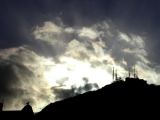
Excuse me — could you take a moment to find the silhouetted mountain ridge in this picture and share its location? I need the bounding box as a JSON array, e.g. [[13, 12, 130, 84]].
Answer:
[[36, 78, 160, 119]]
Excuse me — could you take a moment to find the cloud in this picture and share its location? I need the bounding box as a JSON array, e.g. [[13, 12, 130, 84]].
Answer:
[[1, 19, 160, 112], [0, 46, 55, 112], [33, 20, 160, 86], [78, 27, 99, 39], [119, 32, 131, 42], [32, 21, 77, 57], [52, 78, 99, 100], [33, 22, 63, 43], [0, 0, 160, 113]]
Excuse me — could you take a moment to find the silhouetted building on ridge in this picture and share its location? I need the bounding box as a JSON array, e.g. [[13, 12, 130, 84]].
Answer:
[[21, 102, 34, 114], [113, 66, 146, 85], [0, 103, 34, 120], [125, 77, 147, 85], [21, 102, 34, 120]]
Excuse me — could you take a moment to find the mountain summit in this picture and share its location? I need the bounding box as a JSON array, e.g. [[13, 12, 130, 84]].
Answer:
[[36, 77, 160, 119]]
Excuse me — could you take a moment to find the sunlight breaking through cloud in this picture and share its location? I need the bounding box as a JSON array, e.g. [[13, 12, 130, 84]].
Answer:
[[0, 20, 160, 112]]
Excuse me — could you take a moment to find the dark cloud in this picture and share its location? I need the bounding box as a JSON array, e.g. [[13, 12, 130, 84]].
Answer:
[[0, 60, 19, 96], [0, 0, 160, 64], [0, 59, 35, 106], [0, 1, 159, 40], [0, 47, 56, 111], [52, 78, 99, 100], [51, 86, 78, 100]]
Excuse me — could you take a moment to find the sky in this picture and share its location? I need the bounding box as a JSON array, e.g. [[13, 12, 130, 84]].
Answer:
[[1, 0, 160, 112]]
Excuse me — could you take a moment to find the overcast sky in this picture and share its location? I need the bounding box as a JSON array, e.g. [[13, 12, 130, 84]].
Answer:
[[1, 0, 160, 112]]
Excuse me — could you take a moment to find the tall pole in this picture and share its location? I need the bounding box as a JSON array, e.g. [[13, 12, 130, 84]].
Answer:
[[133, 66, 136, 78], [113, 67, 115, 81], [128, 67, 131, 78], [115, 69, 118, 81]]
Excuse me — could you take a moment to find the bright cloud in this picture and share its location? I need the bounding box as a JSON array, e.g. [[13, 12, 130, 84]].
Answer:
[[1, 20, 160, 112], [33, 20, 160, 85], [78, 27, 99, 39]]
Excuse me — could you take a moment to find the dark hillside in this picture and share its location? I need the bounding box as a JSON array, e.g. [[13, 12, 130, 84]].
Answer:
[[36, 78, 160, 119]]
